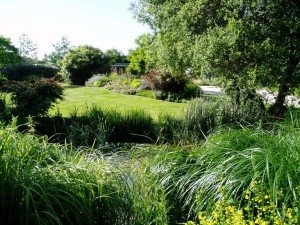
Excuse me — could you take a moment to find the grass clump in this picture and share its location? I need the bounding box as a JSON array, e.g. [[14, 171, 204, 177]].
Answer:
[[36, 106, 156, 146], [149, 127, 300, 223], [0, 122, 169, 225], [0, 120, 299, 224]]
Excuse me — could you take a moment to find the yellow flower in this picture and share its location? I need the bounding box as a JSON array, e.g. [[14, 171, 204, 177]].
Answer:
[[264, 195, 269, 200]]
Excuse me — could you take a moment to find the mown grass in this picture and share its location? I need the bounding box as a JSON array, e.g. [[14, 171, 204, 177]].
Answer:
[[38, 98, 268, 146], [50, 86, 186, 118]]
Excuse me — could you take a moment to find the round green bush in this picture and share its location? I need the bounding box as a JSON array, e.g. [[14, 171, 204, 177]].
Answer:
[[60, 46, 106, 85]]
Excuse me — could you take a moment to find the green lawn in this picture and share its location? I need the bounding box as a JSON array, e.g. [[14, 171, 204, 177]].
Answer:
[[51, 86, 187, 118]]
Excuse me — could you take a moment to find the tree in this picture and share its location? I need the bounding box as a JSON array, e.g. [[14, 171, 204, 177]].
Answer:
[[18, 34, 39, 63], [0, 35, 21, 68], [127, 34, 153, 75], [60, 45, 106, 85], [44, 36, 72, 66], [132, 0, 300, 116], [104, 49, 128, 73]]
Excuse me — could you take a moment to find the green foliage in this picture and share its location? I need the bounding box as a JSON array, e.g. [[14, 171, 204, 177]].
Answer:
[[40, 106, 157, 145], [86, 74, 112, 87], [0, 93, 11, 122], [60, 45, 106, 85], [183, 82, 201, 99], [94, 76, 111, 87], [0, 79, 64, 117], [187, 185, 299, 224], [108, 72, 118, 81], [44, 36, 72, 65], [104, 49, 128, 73], [1, 109, 299, 224], [105, 74, 140, 95], [40, 98, 267, 146], [153, 72, 201, 102], [0, 123, 169, 225], [1, 64, 58, 81], [1, 121, 298, 224], [133, 0, 300, 116], [130, 78, 141, 88], [127, 34, 153, 75], [151, 127, 300, 223], [194, 76, 223, 87], [0, 73, 7, 84], [0, 35, 21, 68], [136, 90, 155, 99], [160, 72, 187, 93]]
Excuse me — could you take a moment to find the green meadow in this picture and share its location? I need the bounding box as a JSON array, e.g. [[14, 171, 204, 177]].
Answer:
[[51, 86, 186, 118]]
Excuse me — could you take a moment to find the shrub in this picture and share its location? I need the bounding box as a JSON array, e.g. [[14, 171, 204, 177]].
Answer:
[[183, 82, 201, 99], [160, 72, 188, 93], [186, 185, 299, 224], [144, 69, 161, 90], [155, 91, 183, 102], [85, 74, 111, 87], [109, 72, 118, 81], [1, 64, 58, 81], [0, 93, 11, 122], [145, 71, 200, 102], [94, 77, 111, 87], [106, 74, 140, 95], [136, 90, 155, 98], [60, 45, 106, 85], [0, 79, 64, 117], [130, 78, 141, 88], [0, 73, 7, 84]]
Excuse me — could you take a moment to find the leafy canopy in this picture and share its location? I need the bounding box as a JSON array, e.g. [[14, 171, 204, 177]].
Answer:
[[0, 35, 21, 68], [60, 45, 106, 85], [132, 0, 300, 114], [127, 34, 153, 75]]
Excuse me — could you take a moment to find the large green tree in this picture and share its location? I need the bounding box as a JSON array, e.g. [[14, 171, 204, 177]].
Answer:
[[60, 45, 106, 85], [132, 0, 300, 116], [0, 36, 20, 68]]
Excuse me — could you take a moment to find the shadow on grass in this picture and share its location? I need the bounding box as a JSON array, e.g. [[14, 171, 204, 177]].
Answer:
[[63, 85, 83, 89]]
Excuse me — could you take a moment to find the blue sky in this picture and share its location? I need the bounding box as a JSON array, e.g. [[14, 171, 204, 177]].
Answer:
[[0, 0, 150, 57]]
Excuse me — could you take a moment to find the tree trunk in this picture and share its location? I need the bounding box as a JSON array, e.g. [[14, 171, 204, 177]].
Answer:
[[268, 55, 298, 118], [268, 83, 289, 118]]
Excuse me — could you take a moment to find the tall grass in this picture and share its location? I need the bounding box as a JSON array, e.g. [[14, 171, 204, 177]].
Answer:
[[9, 96, 272, 147], [35, 106, 156, 146], [149, 127, 300, 222], [0, 121, 168, 225], [0, 119, 299, 224]]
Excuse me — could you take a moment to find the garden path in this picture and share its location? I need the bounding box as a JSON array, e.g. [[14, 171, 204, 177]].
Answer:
[[200, 86, 300, 108]]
